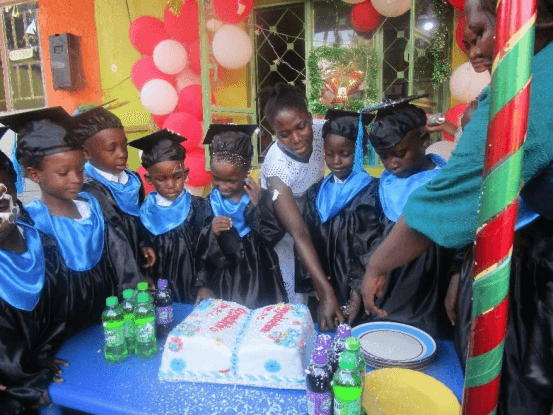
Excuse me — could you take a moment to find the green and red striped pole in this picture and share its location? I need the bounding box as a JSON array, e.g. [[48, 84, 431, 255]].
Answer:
[[462, 0, 537, 414]]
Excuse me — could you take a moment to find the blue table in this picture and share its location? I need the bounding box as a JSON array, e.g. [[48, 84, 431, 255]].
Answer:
[[42, 304, 464, 415]]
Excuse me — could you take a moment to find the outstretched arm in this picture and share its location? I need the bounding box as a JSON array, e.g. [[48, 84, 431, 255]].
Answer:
[[267, 177, 344, 331], [361, 216, 431, 316]]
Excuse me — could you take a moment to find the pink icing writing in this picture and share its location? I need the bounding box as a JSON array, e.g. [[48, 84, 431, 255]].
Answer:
[[210, 308, 247, 332], [260, 305, 292, 333]]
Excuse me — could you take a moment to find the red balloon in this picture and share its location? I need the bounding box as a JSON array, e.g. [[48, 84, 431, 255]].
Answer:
[[448, 0, 465, 11], [214, 0, 254, 24], [443, 103, 469, 141], [131, 57, 175, 90], [178, 85, 204, 121], [164, 1, 199, 43], [186, 41, 201, 75], [184, 147, 211, 187], [152, 114, 170, 128], [136, 166, 155, 195], [129, 16, 170, 56], [456, 16, 468, 54], [350, 1, 381, 33], [162, 112, 203, 149]]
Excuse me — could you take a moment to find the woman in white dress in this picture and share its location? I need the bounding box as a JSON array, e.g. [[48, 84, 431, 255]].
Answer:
[[260, 83, 344, 331]]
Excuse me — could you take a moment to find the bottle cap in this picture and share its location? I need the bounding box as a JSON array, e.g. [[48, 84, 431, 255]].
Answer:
[[137, 293, 150, 304], [345, 337, 360, 351], [157, 279, 168, 289], [106, 296, 118, 307], [316, 334, 332, 350], [336, 324, 352, 339], [137, 281, 148, 291], [338, 351, 357, 370], [122, 289, 134, 299], [312, 347, 328, 365]]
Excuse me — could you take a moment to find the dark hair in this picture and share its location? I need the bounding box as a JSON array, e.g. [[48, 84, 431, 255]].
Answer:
[[261, 83, 309, 128], [322, 116, 369, 154], [72, 107, 124, 144], [0, 149, 17, 187], [477, 0, 496, 16], [209, 131, 254, 172]]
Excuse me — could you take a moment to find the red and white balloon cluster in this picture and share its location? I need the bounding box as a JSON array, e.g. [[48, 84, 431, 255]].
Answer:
[[129, 0, 254, 188], [343, 0, 411, 34]]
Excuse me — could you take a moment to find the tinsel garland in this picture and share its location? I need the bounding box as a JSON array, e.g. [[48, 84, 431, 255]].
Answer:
[[429, 0, 453, 85], [307, 45, 379, 116]]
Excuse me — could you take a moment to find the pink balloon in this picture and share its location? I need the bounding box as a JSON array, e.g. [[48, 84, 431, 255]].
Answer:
[[214, 0, 254, 24], [152, 114, 170, 128], [185, 147, 211, 187], [131, 57, 175, 90], [186, 41, 201, 75], [129, 16, 170, 56], [164, 1, 199, 43], [162, 112, 203, 149], [178, 85, 203, 121]]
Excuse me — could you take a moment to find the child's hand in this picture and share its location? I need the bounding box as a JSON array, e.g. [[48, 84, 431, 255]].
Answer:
[[342, 289, 363, 325], [212, 216, 232, 237], [244, 177, 261, 207], [445, 272, 460, 326], [195, 287, 215, 304], [361, 271, 388, 318], [141, 246, 156, 268], [39, 358, 68, 383], [317, 288, 345, 331]]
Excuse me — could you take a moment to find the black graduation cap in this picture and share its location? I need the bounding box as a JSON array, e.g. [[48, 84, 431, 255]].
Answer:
[[324, 108, 375, 125], [203, 124, 258, 145], [365, 94, 429, 151], [129, 129, 186, 169], [0, 107, 81, 159]]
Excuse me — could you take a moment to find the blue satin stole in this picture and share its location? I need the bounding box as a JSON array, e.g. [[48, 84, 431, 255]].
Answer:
[[210, 188, 251, 238], [84, 162, 141, 216], [515, 196, 539, 231], [140, 190, 191, 236], [316, 171, 373, 223], [26, 192, 105, 272], [0, 221, 45, 311], [380, 154, 447, 223]]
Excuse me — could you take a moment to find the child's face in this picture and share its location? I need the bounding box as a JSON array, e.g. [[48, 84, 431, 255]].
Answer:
[[83, 128, 128, 175], [0, 171, 17, 242], [210, 160, 247, 203], [271, 107, 314, 162], [376, 128, 428, 178], [324, 134, 355, 180], [145, 160, 188, 201], [28, 150, 85, 202]]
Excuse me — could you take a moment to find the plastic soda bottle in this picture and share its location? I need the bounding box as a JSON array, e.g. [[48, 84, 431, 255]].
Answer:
[[316, 334, 333, 351], [135, 281, 153, 305], [330, 324, 351, 373], [101, 296, 128, 364], [121, 289, 136, 354], [345, 337, 366, 388], [332, 351, 362, 415], [154, 279, 174, 339], [134, 292, 157, 359], [306, 347, 333, 415]]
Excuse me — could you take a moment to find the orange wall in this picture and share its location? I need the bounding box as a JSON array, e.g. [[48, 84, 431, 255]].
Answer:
[[38, 0, 102, 113]]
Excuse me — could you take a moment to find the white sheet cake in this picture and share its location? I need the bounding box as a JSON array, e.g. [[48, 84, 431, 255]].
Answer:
[[158, 299, 316, 389]]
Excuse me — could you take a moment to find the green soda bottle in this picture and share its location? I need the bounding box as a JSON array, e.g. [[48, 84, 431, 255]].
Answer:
[[121, 289, 136, 354], [332, 351, 362, 415], [101, 296, 128, 364], [134, 281, 154, 305], [134, 292, 157, 359], [345, 337, 366, 389]]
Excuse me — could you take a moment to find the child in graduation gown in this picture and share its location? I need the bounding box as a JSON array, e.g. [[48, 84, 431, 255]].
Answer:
[[296, 110, 384, 325], [131, 130, 208, 303], [72, 107, 156, 285], [364, 101, 461, 338], [195, 125, 287, 309], [0, 147, 74, 414]]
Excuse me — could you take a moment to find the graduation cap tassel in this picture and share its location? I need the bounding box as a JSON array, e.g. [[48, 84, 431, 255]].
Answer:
[[11, 135, 24, 195], [353, 113, 365, 172]]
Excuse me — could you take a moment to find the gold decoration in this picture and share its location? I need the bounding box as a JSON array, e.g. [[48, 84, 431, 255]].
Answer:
[[167, 0, 182, 16], [321, 63, 364, 105]]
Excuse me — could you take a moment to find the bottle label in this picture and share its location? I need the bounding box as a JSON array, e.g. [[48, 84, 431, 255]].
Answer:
[[136, 320, 156, 343], [307, 390, 332, 415], [156, 306, 173, 325], [103, 322, 124, 347], [334, 397, 361, 415]]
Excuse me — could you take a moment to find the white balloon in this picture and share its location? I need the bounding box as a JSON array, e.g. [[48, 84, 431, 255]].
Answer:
[[153, 39, 188, 75], [449, 62, 491, 104], [426, 140, 456, 161], [342, 0, 365, 3], [140, 79, 178, 115], [371, 0, 411, 17], [175, 69, 201, 93], [212, 25, 253, 70]]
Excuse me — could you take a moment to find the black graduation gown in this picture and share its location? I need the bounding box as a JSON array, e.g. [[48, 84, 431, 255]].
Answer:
[[195, 190, 288, 309], [296, 178, 385, 313], [147, 196, 209, 304], [455, 217, 553, 415], [82, 174, 149, 286]]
